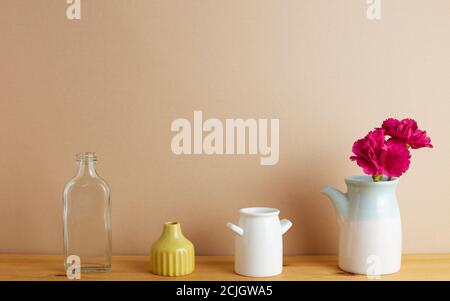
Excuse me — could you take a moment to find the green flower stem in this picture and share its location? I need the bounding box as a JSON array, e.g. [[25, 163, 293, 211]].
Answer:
[[372, 174, 383, 182]]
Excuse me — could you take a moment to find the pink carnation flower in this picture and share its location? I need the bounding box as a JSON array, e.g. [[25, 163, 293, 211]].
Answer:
[[350, 129, 385, 175], [350, 129, 411, 178], [382, 118, 433, 149], [379, 139, 411, 178]]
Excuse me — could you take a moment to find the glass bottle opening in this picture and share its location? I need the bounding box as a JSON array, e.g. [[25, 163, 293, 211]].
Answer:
[[76, 152, 97, 162]]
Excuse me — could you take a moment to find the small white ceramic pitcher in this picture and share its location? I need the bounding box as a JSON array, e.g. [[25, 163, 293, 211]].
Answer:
[[226, 207, 292, 277]]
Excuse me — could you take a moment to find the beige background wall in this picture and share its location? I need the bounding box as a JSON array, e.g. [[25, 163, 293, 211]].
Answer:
[[0, 0, 449, 255]]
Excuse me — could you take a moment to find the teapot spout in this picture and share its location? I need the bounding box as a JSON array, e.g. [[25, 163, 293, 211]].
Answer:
[[321, 186, 349, 221]]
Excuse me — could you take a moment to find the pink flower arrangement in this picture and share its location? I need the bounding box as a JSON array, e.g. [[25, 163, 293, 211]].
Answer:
[[350, 118, 432, 181], [382, 118, 433, 149]]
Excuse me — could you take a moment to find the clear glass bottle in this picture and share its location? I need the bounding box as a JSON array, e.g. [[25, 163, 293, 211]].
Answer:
[[63, 152, 112, 272]]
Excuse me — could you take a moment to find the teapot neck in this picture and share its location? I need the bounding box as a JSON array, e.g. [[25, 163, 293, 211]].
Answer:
[[347, 182, 398, 196], [345, 176, 399, 197]]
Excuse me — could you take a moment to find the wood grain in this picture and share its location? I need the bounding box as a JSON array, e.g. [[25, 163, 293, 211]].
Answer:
[[0, 254, 449, 280]]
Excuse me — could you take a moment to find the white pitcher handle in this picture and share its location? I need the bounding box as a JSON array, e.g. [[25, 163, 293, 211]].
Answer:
[[226, 222, 244, 236], [280, 219, 292, 235]]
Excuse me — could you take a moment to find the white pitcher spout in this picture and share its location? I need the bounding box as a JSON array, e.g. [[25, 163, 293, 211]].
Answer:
[[226, 222, 244, 236], [280, 219, 292, 235], [321, 186, 349, 220]]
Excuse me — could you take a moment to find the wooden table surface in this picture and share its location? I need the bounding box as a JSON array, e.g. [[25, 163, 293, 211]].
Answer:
[[0, 254, 449, 280]]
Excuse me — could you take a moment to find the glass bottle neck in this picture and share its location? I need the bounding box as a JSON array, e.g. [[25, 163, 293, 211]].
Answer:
[[76, 161, 98, 177]]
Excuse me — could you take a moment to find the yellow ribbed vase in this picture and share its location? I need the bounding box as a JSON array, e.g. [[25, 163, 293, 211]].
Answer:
[[150, 222, 195, 276]]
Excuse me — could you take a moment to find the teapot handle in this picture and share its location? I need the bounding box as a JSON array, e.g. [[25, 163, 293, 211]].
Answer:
[[280, 219, 292, 235]]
